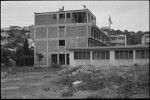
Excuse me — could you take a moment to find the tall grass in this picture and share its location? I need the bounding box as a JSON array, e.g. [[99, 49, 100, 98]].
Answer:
[[54, 64, 149, 98]]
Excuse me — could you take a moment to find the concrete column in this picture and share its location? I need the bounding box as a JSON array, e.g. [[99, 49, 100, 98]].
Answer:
[[133, 50, 136, 64], [47, 27, 48, 66], [34, 26, 36, 67], [110, 50, 115, 66], [87, 11, 88, 23], [90, 50, 93, 65], [57, 14, 58, 24], [69, 51, 74, 67]]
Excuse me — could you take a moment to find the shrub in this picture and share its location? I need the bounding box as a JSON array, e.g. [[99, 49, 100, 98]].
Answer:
[[43, 87, 50, 91], [36, 53, 44, 67], [54, 64, 149, 98], [62, 90, 73, 97], [51, 64, 62, 69]]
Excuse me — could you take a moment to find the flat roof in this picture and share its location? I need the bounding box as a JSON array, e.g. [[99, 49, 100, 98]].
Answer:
[[67, 45, 149, 51], [34, 8, 96, 18]]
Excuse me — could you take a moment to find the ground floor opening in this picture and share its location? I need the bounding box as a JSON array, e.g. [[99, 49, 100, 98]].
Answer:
[[51, 53, 69, 65]]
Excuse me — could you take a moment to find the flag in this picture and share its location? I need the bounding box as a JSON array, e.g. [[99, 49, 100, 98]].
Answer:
[[82, 5, 86, 8], [109, 15, 113, 24], [62, 6, 64, 11]]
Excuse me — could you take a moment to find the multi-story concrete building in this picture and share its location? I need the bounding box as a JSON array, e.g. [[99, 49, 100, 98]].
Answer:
[[142, 32, 149, 45], [34, 9, 109, 67], [110, 34, 127, 46], [101, 27, 129, 46]]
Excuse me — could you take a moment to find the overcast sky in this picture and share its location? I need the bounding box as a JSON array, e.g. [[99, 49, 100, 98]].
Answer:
[[1, 1, 149, 32]]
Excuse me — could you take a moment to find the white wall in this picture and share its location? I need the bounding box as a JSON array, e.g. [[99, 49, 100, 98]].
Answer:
[[70, 49, 149, 67]]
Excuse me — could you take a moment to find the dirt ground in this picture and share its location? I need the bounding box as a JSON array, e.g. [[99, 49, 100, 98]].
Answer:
[[1, 67, 149, 99], [1, 70, 64, 99]]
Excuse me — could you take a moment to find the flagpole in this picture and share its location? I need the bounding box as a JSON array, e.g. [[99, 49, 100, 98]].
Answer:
[[109, 15, 112, 29]]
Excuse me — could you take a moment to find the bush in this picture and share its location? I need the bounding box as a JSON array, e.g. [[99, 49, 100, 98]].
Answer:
[[54, 64, 149, 98], [61, 86, 74, 97], [55, 65, 107, 91], [51, 64, 63, 69]]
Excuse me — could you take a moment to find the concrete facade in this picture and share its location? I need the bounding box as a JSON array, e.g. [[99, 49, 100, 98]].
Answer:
[[68, 45, 149, 67], [110, 34, 127, 46], [142, 32, 149, 45], [34, 9, 108, 67]]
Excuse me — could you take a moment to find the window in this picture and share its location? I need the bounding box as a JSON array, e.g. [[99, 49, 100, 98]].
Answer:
[[145, 36, 149, 43], [72, 12, 87, 23], [115, 50, 133, 59], [92, 51, 110, 59], [53, 14, 57, 19], [118, 36, 125, 40], [59, 26, 65, 28], [136, 50, 148, 59], [136, 50, 141, 59], [115, 51, 119, 59], [141, 50, 145, 59], [111, 37, 117, 41], [106, 51, 110, 59], [101, 51, 105, 59], [59, 13, 65, 19], [74, 51, 90, 60], [59, 40, 65, 46], [66, 13, 70, 18], [145, 50, 149, 59], [91, 16, 93, 20], [124, 51, 128, 59]]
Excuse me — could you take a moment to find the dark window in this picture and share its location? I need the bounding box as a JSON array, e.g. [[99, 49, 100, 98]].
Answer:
[[66, 13, 70, 18], [72, 12, 87, 23], [145, 50, 149, 59], [106, 51, 110, 59], [129, 51, 133, 59], [74, 51, 90, 60], [92, 51, 110, 59], [66, 54, 70, 65], [136, 50, 141, 59], [59, 26, 65, 28], [115, 50, 133, 59], [141, 50, 145, 59], [115, 51, 119, 59], [59, 13, 65, 19], [59, 40, 65, 46], [124, 51, 128, 59], [136, 50, 147, 59], [53, 14, 57, 19]]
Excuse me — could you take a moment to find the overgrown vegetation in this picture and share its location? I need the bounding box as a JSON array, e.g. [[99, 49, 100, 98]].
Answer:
[[36, 53, 44, 67], [54, 64, 149, 98]]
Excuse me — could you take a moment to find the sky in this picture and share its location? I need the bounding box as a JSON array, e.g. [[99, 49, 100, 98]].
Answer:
[[1, 1, 149, 32]]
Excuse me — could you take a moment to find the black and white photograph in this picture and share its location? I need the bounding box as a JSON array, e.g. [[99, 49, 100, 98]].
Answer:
[[1, 0, 149, 99]]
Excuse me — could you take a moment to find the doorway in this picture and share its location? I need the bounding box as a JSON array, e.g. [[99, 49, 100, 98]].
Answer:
[[66, 54, 69, 65], [51, 54, 57, 65], [59, 54, 65, 65]]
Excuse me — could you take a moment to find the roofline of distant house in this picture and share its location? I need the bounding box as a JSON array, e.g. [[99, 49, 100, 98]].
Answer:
[[67, 45, 149, 51], [34, 8, 96, 18]]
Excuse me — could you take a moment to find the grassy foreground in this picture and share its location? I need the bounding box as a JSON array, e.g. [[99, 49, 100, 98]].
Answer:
[[1, 64, 149, 99]]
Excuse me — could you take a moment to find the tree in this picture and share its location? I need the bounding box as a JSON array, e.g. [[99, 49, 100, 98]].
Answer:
[[36, 53, 44, 67], [1, 48, 10, 66], [23, 39, 30, 55]]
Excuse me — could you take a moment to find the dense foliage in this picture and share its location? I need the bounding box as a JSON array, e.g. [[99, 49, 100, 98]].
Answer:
[[1, 26, 34, 67]]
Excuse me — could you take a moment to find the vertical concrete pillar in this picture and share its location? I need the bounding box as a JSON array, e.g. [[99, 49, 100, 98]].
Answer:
[[110, 50, 115, 66], [47, 27, 48, 66], [57, 14, 58, 24], [69, 51, 74, 67], [133, 49, 136, 64], [57, 26, 59, 65], [34, 26, 36, 67], [86, 12, 88, 23], [90, 50, 93, 65]]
